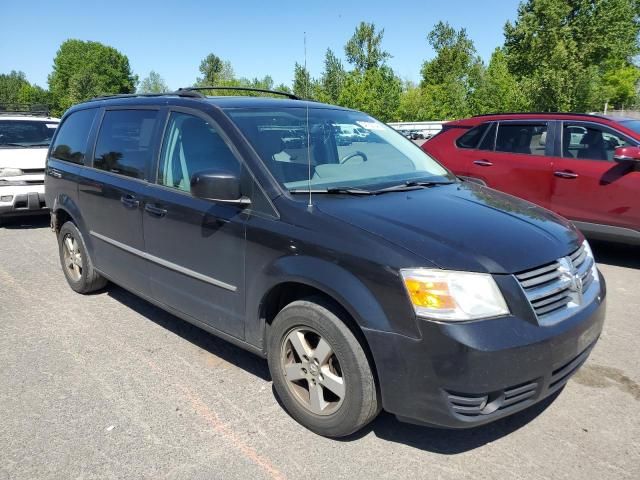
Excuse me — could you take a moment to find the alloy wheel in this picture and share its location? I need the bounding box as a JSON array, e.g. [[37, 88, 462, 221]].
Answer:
[[62, 233, 83, 281], [280, 327, 345, 416]]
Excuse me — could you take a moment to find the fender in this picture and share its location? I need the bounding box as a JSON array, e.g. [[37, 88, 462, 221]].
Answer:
[[49, 193, 94, 254], [245, 254, 422, 350]]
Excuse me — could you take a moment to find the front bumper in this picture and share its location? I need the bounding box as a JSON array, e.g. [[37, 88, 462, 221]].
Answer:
[[0, 184, 47, 217], [364, 273, 606, 428]]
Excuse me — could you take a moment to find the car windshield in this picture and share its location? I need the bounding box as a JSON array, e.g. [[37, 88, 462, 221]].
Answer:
[[226, 107, 453, 191], [619, 119, 640, 135], [0, 120, 58, 147]]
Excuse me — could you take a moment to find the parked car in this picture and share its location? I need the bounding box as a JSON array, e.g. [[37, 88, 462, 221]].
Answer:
[[46, 90, 605, 437], [0, 106, 59, 225], [423, 113, 640, 245]]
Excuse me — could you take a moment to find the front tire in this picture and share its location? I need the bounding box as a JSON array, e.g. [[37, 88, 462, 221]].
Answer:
[[267, 297, 380, 437], [58, 221, 107, 293]]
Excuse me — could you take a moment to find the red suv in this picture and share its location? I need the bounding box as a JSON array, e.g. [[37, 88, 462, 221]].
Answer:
[[423, 113, 640, 245]]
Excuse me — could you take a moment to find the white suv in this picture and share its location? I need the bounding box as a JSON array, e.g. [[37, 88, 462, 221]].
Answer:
[[0, 109, 59, 225]]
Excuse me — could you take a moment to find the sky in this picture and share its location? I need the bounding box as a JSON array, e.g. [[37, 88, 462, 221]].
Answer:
[[0, 0, 522, 90]]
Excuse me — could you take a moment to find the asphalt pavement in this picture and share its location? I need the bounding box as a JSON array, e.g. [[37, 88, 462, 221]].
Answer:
[[1, 216, 638, 480]]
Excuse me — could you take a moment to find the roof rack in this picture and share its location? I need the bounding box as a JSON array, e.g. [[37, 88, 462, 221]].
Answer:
[[177, 86, 300, 100], [86, 85, 300, 103], [0, 103, 50, 117], [472, 112, 608, 120], [87, 90, 205, 102]]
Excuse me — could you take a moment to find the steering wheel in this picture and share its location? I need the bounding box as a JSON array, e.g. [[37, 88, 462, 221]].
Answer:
[[340, 151, 368, 164]]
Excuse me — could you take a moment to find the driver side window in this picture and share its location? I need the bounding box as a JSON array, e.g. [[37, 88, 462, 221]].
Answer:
[[562, 123, 633, 162], [158, 112, 240, 192]]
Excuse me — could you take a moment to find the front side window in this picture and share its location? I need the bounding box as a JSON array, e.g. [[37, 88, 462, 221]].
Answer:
[[51, 109, 95, 164], [93, 109, 159, 179], [226, 107, 452, 191], [158, 112, 240, 192], [562, 123, 633, 161], [495, 123, 548, 156], [1, 120, 58, 148]]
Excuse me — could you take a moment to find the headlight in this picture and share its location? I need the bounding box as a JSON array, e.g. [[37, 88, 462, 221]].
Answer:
[[0, 168, 22, 177], [400, 268, 509, 321], [582, 239, 600, 282]]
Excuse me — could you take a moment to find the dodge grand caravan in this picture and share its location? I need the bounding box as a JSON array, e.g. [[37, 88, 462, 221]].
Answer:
[[45, 88, 606, 437]]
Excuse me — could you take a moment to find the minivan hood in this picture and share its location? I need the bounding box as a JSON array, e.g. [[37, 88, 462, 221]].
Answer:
[[0, 147, 48, 169], [315, 182, 581, 274]]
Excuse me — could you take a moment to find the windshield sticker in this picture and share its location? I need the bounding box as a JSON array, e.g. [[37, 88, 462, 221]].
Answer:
[[46, 124, 58, 128], [356, 121, 385, 131]]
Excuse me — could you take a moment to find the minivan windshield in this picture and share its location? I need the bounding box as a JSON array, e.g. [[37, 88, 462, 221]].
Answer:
[[0, 120, 58, 148], [226, 107, 453, 191]]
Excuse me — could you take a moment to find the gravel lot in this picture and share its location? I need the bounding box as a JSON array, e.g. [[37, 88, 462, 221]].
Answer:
[[1, 216, 638, 480]]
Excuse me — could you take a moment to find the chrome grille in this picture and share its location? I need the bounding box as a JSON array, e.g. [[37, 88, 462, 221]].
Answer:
[[516, 243, 596, 324]]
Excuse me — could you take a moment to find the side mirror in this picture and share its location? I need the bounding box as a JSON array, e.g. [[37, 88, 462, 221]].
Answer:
[[613, 146, 640, 163], [190, 169, 251, 206]]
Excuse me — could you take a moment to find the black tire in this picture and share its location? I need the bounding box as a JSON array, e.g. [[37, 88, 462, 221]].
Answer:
[[267, 297, 380, 437], [58, 221, 107, 293]]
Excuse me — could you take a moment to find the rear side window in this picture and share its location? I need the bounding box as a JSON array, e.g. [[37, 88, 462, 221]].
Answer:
[[51, 109, 97, 164], [93, 109, 159, 179], [456, 124, 488, 149], [495, 123, 547, 156]]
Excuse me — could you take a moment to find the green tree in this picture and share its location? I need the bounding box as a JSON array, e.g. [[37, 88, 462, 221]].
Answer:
[[138, 71, 169, 93], [316, 49, 346, 104], [420, 21, 484, 119], [293, 62, 316, 99], [196, 53, 235, 86], [17, 84, 51, 106], [0, 71, 29, 105], [338, 66, 401, 121], [396, 81, 434, 121], [504, 0, 640, 111], [471, 48, 529, 114], [48, 39, 137, 115], [344, 22, 391, 72]]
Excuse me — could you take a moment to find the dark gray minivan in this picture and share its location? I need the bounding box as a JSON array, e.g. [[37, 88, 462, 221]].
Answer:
[[45, 88, 606, 437]]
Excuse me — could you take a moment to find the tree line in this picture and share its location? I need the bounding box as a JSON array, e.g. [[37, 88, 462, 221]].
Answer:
[[1, 0, 638, 121]]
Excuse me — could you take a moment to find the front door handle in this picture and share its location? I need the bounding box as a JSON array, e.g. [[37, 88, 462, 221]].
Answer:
[[554, 171, 579, 179], [144, 203, 168, 218], [473, 160, 493, 167], [120, 194, 140, 208]]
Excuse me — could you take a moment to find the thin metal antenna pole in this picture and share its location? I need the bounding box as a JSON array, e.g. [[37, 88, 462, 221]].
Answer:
[[305, 32, 313, 209]]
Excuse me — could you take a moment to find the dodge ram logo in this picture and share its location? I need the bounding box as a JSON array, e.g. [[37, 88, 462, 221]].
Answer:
[[558, 257, 583, 305]]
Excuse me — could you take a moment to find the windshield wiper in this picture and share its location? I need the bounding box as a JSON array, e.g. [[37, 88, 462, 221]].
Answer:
[[289, 187, 373, 195], [372, 180, 455, 194], [0, 143, 29, 148], [28, 142, 51, 147]]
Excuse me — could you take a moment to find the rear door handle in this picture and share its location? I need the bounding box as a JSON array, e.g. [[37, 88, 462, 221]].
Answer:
[[120, 194, 140, 208], [49, 168, 62, 178], [144, 203, 168, 218], [554, 171, 579, 179], [473, 160, 493, 167]]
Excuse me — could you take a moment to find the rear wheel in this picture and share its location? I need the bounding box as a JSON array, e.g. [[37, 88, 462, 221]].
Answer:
[[267, 297, 380, 437], [58, 221, 107, 293]]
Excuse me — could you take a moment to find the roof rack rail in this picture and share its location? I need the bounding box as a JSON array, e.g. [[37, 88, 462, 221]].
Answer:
[[472, 112, 607, 120], [177, 86, 299, 100], [87, 90, 205, 102], [0, 103, 50, 116]]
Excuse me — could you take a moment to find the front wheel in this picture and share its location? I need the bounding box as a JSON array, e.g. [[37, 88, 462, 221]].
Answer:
[[267, 298, 380, 437]]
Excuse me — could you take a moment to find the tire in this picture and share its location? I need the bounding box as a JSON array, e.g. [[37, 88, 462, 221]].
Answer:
[[58, 221, 107, 293], [267, 297, 380, 437]]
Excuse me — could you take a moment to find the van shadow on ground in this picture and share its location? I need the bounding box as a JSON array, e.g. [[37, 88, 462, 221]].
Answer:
[[108, 283, 560, 454]]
